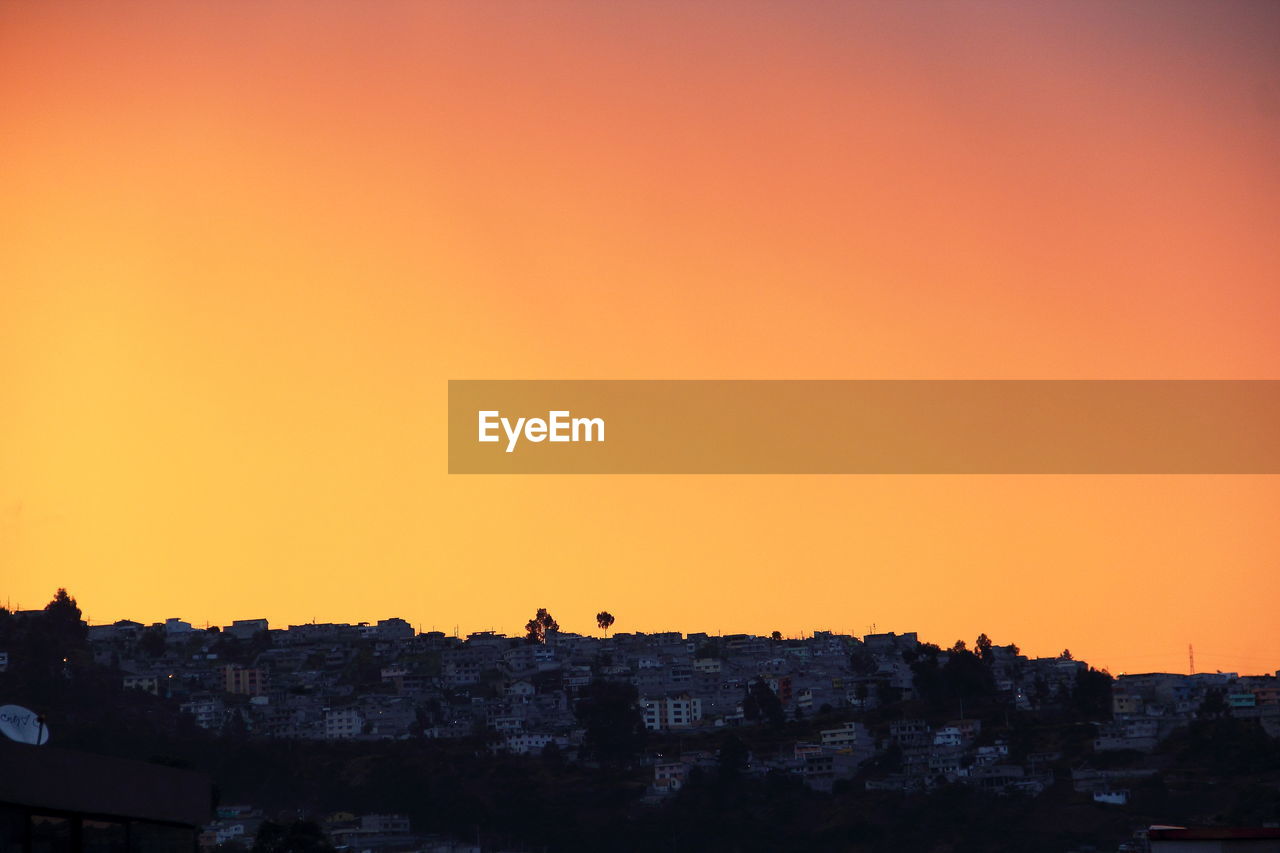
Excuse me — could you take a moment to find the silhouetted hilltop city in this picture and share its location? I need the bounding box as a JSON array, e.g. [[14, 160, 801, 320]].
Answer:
[[3, 590, 1278, 853]]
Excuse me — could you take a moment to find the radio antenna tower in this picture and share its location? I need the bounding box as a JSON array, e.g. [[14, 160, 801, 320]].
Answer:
[[1188, 643, 1195, 675]]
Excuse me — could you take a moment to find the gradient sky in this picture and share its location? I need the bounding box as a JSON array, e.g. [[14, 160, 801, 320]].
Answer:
[[2, 1, 1278, 676]]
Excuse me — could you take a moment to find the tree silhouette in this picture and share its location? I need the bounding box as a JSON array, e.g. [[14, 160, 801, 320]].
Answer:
[[595, 611, 615, 635], [524, 608, 559, 644], [1073, 666, 1113, 716], [1199, 687, 1228, 718], [45, 588, 87, 650], [46, 587, 81, 620], [718, 733, 749, 781], [742, 679, 785, 729], [138, 624, 167, 658], [910, 644, 996, 711], [11, 588, 90, 689], [770, 630, 782, 642], [850, 647, 878, 676], [575, 679, 646, 767], [975, 633, 993, 660]]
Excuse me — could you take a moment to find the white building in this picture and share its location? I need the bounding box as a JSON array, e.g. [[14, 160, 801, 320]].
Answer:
[[504, 732, 566, 755], [325, 707, 364, 739], [819, 721, 863, 750], [653, 761, 689, 793], [640, 694, 703, 731], [179, 695, 225, 729], [489, 714, 524, 733]]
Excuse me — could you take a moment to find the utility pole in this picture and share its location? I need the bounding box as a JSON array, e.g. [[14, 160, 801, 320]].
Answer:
[[1188, 643, 1195, 675]]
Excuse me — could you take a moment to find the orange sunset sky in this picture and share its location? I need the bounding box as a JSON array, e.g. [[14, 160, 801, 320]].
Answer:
[[2, 1, 1278, 676]]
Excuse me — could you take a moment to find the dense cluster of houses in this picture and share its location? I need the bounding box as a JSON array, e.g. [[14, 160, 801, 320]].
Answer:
[[81, 617, 1280, 805]]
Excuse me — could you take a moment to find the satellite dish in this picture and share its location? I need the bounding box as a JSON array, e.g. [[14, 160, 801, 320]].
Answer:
[[0, 704, 50, 745]]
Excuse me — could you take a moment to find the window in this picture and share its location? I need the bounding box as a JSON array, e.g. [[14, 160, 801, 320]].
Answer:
[[83, 822, 126, 853], [0, 807, 24, 853], [30, 816, 71, 853], [129, 823, 192, 853]]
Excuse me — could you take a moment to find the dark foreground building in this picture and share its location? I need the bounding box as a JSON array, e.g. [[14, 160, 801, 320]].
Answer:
[[0, 741, 211, 853], [1149, 826, 1280, 852]]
